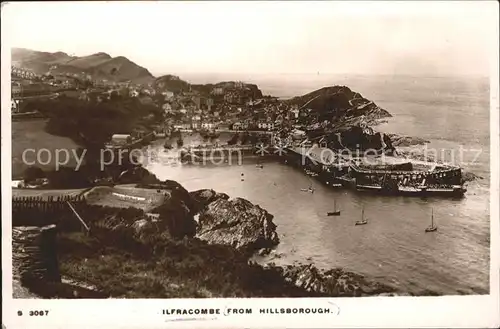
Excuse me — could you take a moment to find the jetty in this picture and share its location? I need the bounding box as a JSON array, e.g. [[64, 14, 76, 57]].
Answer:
[[283, 145, 466, 197]]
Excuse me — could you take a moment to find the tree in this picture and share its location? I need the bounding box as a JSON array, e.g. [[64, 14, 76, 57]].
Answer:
[[23, 166, 45, 183]]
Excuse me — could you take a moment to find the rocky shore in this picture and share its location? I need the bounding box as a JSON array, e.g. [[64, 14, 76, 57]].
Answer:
[[186, 186, 402, 297], [13, 168, 409, 298]]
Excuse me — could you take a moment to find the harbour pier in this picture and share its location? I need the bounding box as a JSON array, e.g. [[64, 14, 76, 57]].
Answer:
[[283, 145, 467, 197]]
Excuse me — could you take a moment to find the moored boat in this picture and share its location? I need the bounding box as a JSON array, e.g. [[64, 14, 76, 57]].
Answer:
[[327, 199, 341, 216], [425, 208, 438, 232], [355, 207, 368, 225]]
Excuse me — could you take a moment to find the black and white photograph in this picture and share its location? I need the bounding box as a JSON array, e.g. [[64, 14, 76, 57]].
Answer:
[[2, 1, 499, 328]]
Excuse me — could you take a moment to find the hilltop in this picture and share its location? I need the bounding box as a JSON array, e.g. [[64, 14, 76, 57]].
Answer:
[[154, 75, 263, 99], [11, 48, 154, 84], [288, 85, 392, 129]]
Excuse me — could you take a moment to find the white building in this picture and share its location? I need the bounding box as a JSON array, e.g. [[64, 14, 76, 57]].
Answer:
[[174, 124, 191, 130], [201, 122, 215, 130], [162, 90, 174, 100], [162, 103, 172, 112], [258, 122, 274, 130], [110, 134, 132, 146], [11, 100, 20, 113]]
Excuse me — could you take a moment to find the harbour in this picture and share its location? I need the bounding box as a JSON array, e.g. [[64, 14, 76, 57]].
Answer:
[[145, 133, 490, 296]]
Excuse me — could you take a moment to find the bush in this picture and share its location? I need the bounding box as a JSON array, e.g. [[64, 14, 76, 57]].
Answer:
[[23, 166, 45, 183]]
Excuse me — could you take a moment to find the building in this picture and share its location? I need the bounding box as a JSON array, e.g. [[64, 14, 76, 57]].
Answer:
[[162, 103, 172, 112], [193, 96, 202, 110], [11, 82, 22, 95], [110, 134, 132, 146], [212, 87, 224, 95], [11, 100, 20, 113], [173, 124, 191, 130], [206, 98, 214, 111], [201, 122, 216, 130], [162, 90, 174, 100], [232, 122, 249, 130], [11, 66, 36, 80], [258, 122, 275, 130]]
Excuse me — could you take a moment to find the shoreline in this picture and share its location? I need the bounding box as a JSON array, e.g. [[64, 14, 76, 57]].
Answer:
[[10, 79, 487, 298]]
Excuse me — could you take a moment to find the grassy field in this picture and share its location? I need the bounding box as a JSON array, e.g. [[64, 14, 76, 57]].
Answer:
[[84, 186, 169, 212], [12, 119, 83, 179]]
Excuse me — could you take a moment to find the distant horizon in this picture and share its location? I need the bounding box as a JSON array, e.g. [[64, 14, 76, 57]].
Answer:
[[4, 2, 495, 78], [11, 46, 490, 86]]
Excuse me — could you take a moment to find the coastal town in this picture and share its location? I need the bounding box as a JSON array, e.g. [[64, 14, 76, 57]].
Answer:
[[4, 2, 496, 329], [12, 62, 467, 197], [9, 47, 482, 301]]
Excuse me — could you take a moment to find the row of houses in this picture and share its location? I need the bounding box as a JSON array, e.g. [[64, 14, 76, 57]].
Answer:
[[232, 121, 275, 131], [11, 66, 37, 80]]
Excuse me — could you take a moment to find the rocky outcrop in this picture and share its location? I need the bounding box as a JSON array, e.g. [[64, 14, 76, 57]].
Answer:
[[319, 126, 396, 152], [266, 263, 398, 297], [189, 189, 229, 214], [290, 86, 392, 127], [196, 197, 279, 254], [387, 134, 430, 147], [462, 171, 483, 183], [289, 86, 396, 152]]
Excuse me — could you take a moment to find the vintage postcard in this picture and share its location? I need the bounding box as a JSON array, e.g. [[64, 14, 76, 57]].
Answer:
[[2, 1, 499, 328]]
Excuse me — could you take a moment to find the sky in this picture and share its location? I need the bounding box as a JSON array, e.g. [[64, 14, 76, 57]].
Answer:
[[2, 1, 497, 78]]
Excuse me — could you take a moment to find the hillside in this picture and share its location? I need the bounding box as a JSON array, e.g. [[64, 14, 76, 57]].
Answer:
[[289, 85, 392, 129], [288, 86, 395, 152], [154, 75, 264, 98], [11, 48, 154, 83], [154, 75, 191, 93]]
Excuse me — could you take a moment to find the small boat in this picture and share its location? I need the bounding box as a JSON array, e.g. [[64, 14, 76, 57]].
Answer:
[[425, 208, 438, 232], [355, 207, 368, 225], [300, 186, 315, 193], [327, 199, 341, 216]]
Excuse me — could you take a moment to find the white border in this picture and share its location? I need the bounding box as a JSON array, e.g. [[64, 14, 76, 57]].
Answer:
[[1, 1, 499, 328]]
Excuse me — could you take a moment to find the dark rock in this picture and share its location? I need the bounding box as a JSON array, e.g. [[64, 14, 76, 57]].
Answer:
[[274, 264, 397, 297], [118, 166, 160, 185], [196, 197, 279, 254], [189, 189, 230, 214], [462, 171, 483, 182], [387, 134, 430, 147]]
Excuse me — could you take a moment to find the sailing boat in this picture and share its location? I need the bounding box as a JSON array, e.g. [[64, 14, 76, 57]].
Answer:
[[425, 208, 437, 232], [300, 175, 315, 193], [355, 207, 368, 225], [327, 199, 341, 216]]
